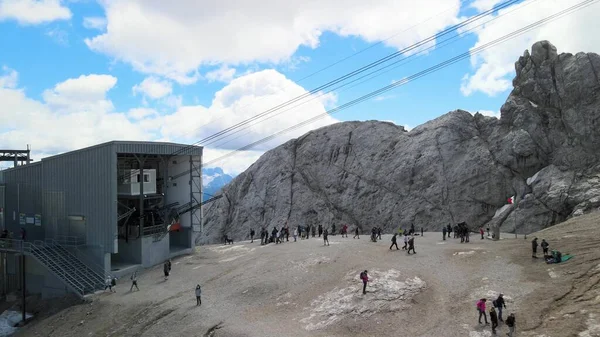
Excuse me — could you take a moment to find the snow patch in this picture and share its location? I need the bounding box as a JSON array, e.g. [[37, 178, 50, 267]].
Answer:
[[296, 257, 331, 270], [579, 313, 600, 337], [301, 269, 426, 331], [454, 251, 476, 256], [527, 171, 541, 185], [547, 268, 559, 279], [529, 100, 538, 108], [0, 310, 33, 336]]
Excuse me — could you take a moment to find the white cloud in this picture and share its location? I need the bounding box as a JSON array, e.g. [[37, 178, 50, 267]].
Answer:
[[85, 0, 461, 83], [203, 148, 264, 176], [158, 69, 340, 153], [470, 0, 504, 12], [461, 0, 600, 96], [1, 68, 337, 175], [475, 110, 501, 119], [0, 66, 18, 88], [0, 73, 154, 156], [205, 65, 237, 83], [132, 76, 173, 100], [83, 16, 107, 31], [373, 94, 396, 102], [0, 0, 71, 25], [127, 107, 158, 120], [45, 27, 69, 46]]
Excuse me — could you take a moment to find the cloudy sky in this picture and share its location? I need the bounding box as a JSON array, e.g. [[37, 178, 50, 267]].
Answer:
[[1, 0, 599, 174]]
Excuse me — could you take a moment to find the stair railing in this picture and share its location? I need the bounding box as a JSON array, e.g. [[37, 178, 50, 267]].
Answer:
[[45, 239, 109, 281], [24, 242, 86, 297]]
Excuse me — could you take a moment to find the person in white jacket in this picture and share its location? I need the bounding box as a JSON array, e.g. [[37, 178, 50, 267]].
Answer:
[[195, 284, 202, 306], [293, 227, 298, 242]]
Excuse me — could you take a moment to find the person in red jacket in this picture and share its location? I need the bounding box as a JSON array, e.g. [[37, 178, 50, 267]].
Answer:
[[480, 227, 485, 240], [360, 270, 369, 294], [477, 298, 489, 324]]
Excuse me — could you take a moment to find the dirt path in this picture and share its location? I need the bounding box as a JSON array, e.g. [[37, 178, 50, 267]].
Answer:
[[16, 214, 600, 337]]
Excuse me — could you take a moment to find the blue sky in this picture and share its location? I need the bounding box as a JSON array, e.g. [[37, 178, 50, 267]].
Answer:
[[1, 0, 598, 173]]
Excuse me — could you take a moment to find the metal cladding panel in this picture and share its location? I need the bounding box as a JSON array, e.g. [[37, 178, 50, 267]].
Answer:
[[41, 143, 116, 252], [113, 141, 203, 156], [2, 162, 44, 239]]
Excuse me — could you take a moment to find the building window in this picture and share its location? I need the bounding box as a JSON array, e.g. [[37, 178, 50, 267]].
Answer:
[[144, 174, 150, 183], [136, 174, 141, 183]]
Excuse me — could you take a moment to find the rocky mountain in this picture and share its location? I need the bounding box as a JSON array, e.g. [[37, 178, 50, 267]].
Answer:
[[201, 41, 600, 243], [202, 167, 234, 200]]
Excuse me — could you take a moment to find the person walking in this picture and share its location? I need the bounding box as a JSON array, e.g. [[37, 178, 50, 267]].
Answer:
[[480, 227, 485, 240], [407, 235, 416, 255], [390, 233, 399, 250], [494, 293, 506, 322], [420, 227, 423, 237], [250, 228, 255, 243], [105, 276, 115, 292], [130, 271, 139, 292], [195, 284, 202, 306], [323, 228, 330, 246], [447, 224, 452, 238], [293, 227, 298, 242], [164, 261, 170, 281], [377, 227, 382, 240], [477, 298, 489, 325], [353, 227, 360, 239], [443, 226, 447, 240], [360, 270, 369, 295], [506, 313, 516, 337], [318, 224, 323, 237], [402, 233, 408, 250], [489, 306, 499, 334], [532, 237, 539, 258]]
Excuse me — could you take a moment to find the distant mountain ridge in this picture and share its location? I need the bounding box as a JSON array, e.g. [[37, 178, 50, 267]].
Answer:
[[202, 167, 234, 200]]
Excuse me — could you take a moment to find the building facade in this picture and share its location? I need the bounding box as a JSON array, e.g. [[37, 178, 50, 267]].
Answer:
[[0, 141, 202, 297]]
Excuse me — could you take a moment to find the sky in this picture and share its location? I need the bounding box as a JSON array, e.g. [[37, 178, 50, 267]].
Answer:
[[1, 0, 599, 174]]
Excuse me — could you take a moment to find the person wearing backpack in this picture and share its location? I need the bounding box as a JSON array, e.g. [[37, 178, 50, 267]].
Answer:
[[494, 293, 506, 322], [390, 234, 399, 250], [407, 235, 416, 255], [360, 270, 369, 294], [541, 239, 550, 257], [110, 276, 117, 292], [476, 298, 489, 325], [506, 313, 516, 336]]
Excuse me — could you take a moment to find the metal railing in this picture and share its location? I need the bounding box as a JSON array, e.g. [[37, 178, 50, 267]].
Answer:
[[54, 235, 86, 247], [45, 239, 109, 281], [143, 224, 167, 236], [0, 238, 96, 298], [25, 242, 87, 297], [40, 241, 103, 291]]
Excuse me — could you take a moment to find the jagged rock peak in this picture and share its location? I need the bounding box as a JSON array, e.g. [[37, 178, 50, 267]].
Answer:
[[201, 41, 600, 244]]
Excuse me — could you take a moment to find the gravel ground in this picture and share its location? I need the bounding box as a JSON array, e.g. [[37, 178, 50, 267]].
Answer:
[[15, 214, 600, 337]]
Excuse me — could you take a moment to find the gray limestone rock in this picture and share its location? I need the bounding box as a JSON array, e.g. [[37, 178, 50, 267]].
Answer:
[[201, 41, 600, 243]]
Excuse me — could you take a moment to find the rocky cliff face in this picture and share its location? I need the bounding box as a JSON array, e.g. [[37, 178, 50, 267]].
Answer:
[[201, 41, 600, 243]]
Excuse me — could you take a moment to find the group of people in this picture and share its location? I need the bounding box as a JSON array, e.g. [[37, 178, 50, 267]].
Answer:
[[476, 296, 516, 336], [441, 222, 471, 242], [247, 223, 357, 246]]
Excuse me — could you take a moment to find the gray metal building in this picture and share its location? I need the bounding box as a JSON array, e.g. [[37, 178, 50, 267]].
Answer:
[[0, 141, 202, 297]]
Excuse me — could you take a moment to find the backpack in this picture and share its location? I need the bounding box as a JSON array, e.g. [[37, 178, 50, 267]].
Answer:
[[111, 278, 116, 286], [492, 300, 497, 307], [359, 271, 366, 280]]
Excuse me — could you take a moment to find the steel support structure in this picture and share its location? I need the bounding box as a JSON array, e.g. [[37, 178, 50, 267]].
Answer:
[[0, 146, 31, 168], [189, 155, 202, 242]]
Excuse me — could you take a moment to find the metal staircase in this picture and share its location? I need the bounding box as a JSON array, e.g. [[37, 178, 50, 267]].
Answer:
[[0, 238, 106, 299]]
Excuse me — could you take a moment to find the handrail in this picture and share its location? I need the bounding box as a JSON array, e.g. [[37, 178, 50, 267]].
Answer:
[[143, 224, 167, 236], [41, 241, 102, 289], [25, 242, 86, 296], [54, 235, 86, 247], [45, 239, 109, 281]]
